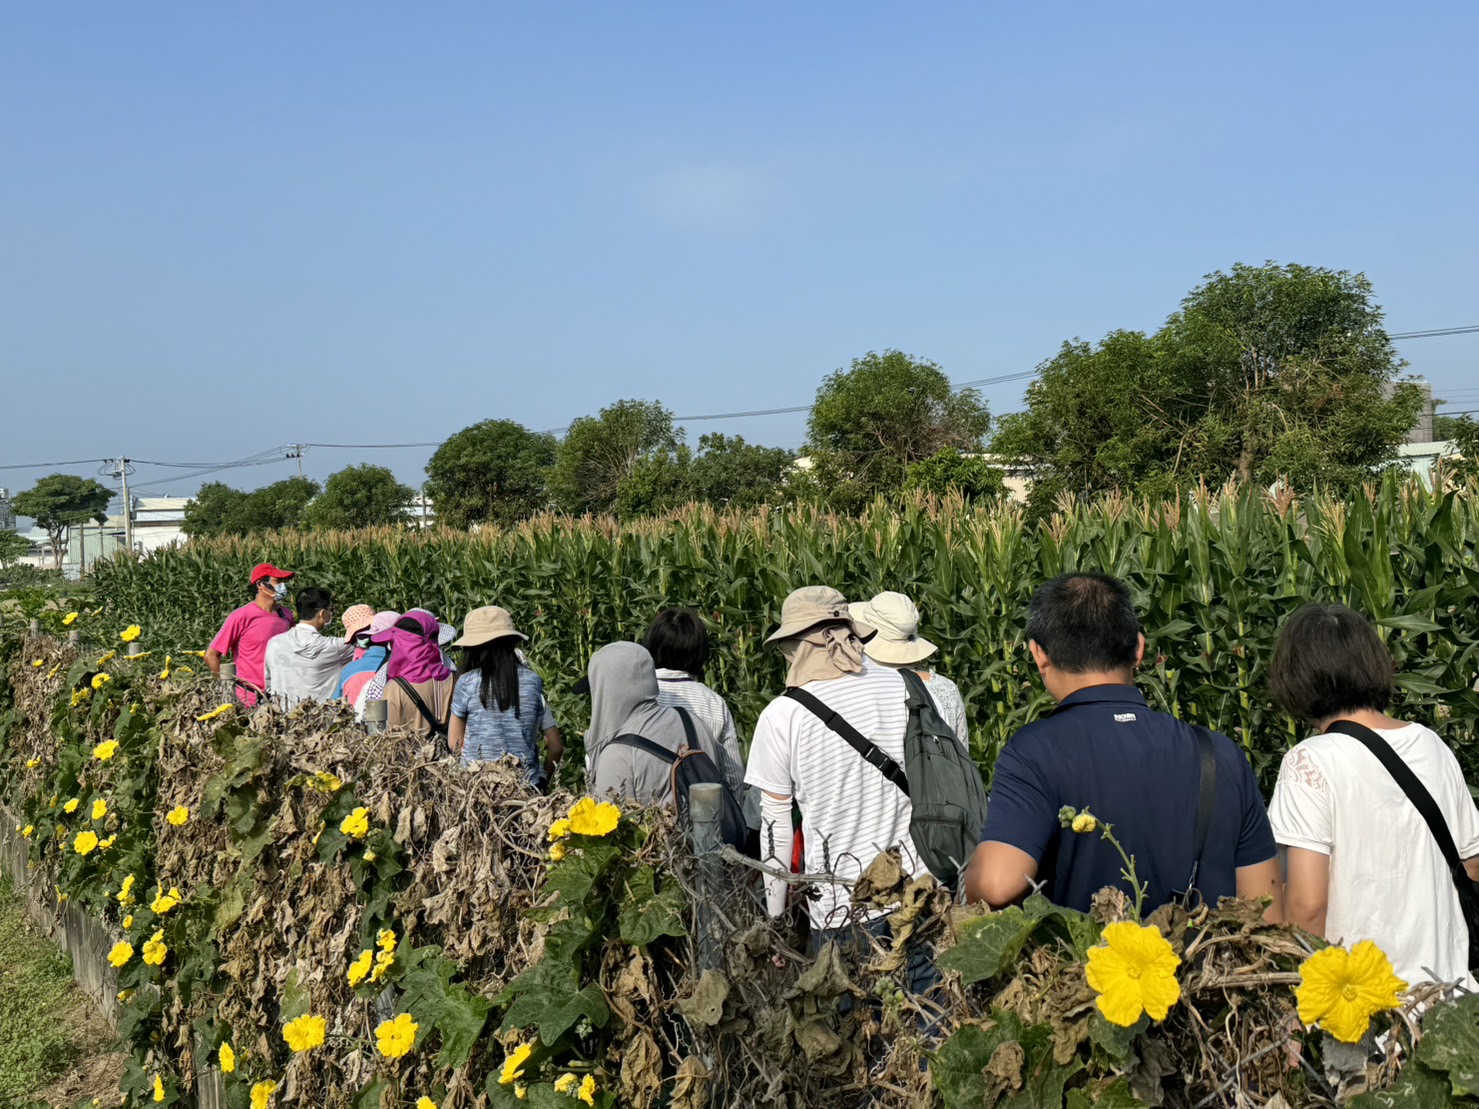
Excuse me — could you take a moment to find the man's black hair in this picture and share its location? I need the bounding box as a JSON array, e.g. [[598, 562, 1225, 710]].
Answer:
[[296, 587, 333, 622], [1268, 603, 1394, 724], [642, 608, 712, 676], [1025, 573, 1141, 674]]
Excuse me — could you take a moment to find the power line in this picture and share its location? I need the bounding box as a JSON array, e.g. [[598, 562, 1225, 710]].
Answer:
[[0, 457, 109, 471], [1389, 324, 1479, 339]]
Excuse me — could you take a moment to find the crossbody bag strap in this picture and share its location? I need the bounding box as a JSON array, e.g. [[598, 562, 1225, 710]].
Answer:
[[392, 676, 449, 737], [607, 734, 679, 764], [784, 687, 910, 797], [1185, 725, 1218, 896]]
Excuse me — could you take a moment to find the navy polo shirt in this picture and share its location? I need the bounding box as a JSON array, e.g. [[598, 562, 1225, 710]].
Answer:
[[981, 685, 1276, 913]]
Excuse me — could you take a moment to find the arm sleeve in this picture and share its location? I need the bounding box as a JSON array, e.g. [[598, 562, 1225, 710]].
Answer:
[[1267, 747, 1334, 856], [978, 740, 1054, 862], [1232, 754, 1278, 867], [950, 698, 970, 752], [759, 789, 795, 918], [450, 676, 471, 721]]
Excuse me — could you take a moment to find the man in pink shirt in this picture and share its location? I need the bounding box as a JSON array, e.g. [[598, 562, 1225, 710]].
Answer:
[[205, 563, 297, 705]]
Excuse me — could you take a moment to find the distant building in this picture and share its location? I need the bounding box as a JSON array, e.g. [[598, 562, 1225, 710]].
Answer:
[[1393, 440, 1459, 488]]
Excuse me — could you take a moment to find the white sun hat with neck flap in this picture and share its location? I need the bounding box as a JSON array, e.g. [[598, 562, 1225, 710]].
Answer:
[[848, 591, 938, 666]]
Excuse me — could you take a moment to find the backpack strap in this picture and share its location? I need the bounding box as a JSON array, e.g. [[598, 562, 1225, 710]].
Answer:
[[1330, 719, 1479, 954], [607, 733, 679, 764], [1183, 725, 1218, 899], [672, 705, 698, 752], [391, 676, 450, 738], [784, 687, 910, 797]]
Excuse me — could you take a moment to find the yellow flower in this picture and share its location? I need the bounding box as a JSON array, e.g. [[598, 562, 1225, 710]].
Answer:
[[118, 874, 136, 905], [120, 625, 142, 643], [566, 798, 620, 837], [547, 818, 572, 841], [123, 914, 134, 929], [374, 1012, 418, 1059], [196, 703, 234, 722], [153, 1075, 165, 1102], [71, 687, 91, 706], [577, 1075, 596, 1106], [514, 1087, 526, 1101], [312, 771, 343, 792], [249, 1080, 277, 1109], [100, 833, 117, 849], [416, 1099, 436, 1109], [32, 658, 44, 668], [371, 950, 395, 982], [364, 850, 377, 862], [25, 757, 39, 768], [96, 651, 116, 666], [377, 928, 397, 954], [159, 655, 172, 679], [47, 664, 60, 679], [177, 666, 194, 674], [1085, 921, 1182, 1026], [62, 612, 78, 625], [151, 886, 182, 914], [1296, 940, 1408, 1044], [166, 806, 189, 826], [92, 799, 108, 820], [553, 1073, 577, 1094], [91, 672, 112, 690], [107, 941, 134, 967], [117, 989, 132, 1002], [549, 841, 566, 862], [219, 1042, 236, 1073], [64, 798, 80, 814], [1071, 812, 1098, 834], [499, 1041, 534, 1085], [347, 949, 373, 986], [74, 830, 100, 855], [340, 807, 370, 839], [142, 930, 167, 966], [282, 1013, 327, 1052], [93, 740, 119, 760], [21, 824, 33, 838]]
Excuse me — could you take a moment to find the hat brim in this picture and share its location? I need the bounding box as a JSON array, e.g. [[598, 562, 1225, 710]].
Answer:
[[342, 622, 373, 643], [450, 629, 528, 648], [864, 636, 938, 666]]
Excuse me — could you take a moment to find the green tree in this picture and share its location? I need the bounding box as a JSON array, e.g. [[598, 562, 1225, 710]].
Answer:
[[550, 400, 679, 515], [302, 465, 415, 530], [616, 433, 796, 518], [904, 448, 1007, 503], [182, 477, 320, 537], [994, 263, 1423, 503], [12, 474, 114, 571], [805, 350, 990, 511], [0, 529, 33, 568], [423, 419, 557, 529], [1435, 415, 1479, 483]]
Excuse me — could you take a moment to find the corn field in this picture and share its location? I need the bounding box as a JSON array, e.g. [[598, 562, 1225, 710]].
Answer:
[[92, 477, 1479, 788]]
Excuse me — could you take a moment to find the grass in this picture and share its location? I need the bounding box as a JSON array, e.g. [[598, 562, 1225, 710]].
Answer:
[[0, 874, 83, 1103]]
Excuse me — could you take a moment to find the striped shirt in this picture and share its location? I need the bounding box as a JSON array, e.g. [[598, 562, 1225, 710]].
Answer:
[[745, 658, 923, 928], [654, 668, 745, 798]]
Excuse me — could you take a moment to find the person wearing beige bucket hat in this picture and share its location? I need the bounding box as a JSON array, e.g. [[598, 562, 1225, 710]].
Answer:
[[849, 591, 970, 747], [447, 606, 564, 785]]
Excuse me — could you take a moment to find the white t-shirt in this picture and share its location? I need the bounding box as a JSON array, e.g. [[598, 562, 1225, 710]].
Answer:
[[655, 669, 745, 798], [1268, 722, 1479, 987], [745, 659, 922, 929]]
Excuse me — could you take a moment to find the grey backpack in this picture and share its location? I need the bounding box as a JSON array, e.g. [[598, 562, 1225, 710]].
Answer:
[[784, 669, 989, 888]]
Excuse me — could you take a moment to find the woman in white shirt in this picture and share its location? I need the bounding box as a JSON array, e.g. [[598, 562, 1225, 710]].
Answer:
[[848, 590, 971, 747], [1267, 602, 1479, 987], [641, 608, 745, 798]]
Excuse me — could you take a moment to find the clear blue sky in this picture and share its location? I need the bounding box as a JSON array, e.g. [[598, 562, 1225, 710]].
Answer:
[[3, 2, 1477, 499]]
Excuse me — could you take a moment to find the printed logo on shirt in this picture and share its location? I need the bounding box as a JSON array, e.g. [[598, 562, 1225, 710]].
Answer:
[[1113, 712, 1137, 723]]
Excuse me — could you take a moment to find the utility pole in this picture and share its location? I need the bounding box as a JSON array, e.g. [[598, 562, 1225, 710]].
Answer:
[[286, 444, 306, 477], [118, 455, 134, 554]]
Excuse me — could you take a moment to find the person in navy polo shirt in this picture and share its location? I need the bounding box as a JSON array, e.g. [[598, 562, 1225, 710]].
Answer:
[[963, 573, 1283, 919]]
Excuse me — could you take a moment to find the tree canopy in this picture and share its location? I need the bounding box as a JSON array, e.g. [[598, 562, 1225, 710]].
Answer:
[[549, 400, 679, 515], [12, 474, 114, 570], [993, 262, 1423, 508], [423, 419, 557, 529], [181, 477, 321, 538], [302, 465, 415, 530], [615, 433, 795, 518], [805, 350, 990, 510]]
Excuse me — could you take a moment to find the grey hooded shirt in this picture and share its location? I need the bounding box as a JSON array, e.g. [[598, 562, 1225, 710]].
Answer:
[[584, 642, 725, 807], [264, 623, 356, 708]]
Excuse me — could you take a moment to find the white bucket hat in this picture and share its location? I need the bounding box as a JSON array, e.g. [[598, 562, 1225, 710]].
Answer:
[[848, 591, 937, 666]]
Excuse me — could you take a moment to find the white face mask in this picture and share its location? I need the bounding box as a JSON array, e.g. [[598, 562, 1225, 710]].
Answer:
[[272, 582, 289, 601]]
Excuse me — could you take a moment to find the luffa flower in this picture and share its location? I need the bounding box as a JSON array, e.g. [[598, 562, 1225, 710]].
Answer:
[[1084, 921, 1182, 1026]]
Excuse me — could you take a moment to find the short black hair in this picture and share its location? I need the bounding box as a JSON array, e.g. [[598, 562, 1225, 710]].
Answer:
[[642, 608, 712, 676], [1268, 603, 1394, 724], [296, 587, 333, 622], [1025, 573, 1141, 674]]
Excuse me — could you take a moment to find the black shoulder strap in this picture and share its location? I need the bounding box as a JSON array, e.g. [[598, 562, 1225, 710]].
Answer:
[[392, 676, 449, 737], [672, 705, 698, 751], [784, 687, 910, 797], [1187, 725, 1218, 892], [608, 733, 678, 764], [1330, 720, 1469, 876]]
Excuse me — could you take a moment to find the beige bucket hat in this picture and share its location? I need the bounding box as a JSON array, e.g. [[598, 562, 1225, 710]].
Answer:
[[848, 591, 937, 665], [450, 606, 527, 648], [766, 585, 874, 644]]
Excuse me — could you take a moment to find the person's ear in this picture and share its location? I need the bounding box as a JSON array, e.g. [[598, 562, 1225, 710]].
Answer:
[[1133, 633, 1146, 668], [1028, 639, 1050, 673]]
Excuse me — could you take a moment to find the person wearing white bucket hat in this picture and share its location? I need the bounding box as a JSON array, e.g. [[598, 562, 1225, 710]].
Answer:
[[849, 591, 970, 747], [448, 606, 564, 785]]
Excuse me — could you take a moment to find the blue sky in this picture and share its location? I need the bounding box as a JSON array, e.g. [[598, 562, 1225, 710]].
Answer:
[[2, 2, 1477, 499]]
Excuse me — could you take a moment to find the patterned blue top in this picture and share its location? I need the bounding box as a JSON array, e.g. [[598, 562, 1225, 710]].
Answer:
[[450, 665, 557, 783]]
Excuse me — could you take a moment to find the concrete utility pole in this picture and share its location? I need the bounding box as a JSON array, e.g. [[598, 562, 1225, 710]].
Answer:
[[286, 445, 306, 477], [118, 455, 134, 554]]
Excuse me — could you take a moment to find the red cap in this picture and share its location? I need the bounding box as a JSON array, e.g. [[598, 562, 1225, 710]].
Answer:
[[250, 563, 295, 585]]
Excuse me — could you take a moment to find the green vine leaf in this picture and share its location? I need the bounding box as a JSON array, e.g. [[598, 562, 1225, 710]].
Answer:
[[618, 865, 688, 947]]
